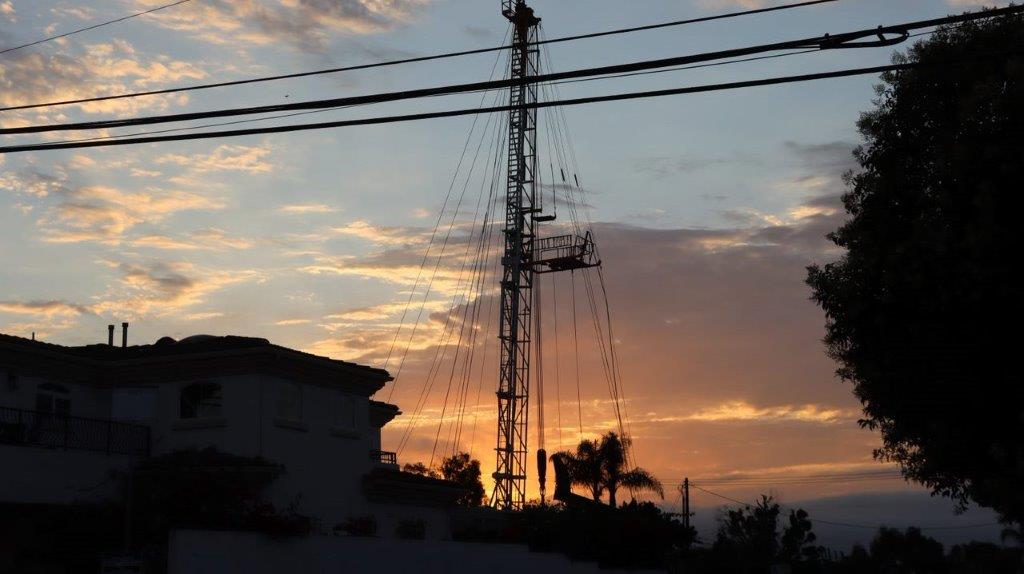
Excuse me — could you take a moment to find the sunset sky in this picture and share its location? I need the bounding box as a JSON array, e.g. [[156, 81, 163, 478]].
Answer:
[[0, 0, 1009, 543]]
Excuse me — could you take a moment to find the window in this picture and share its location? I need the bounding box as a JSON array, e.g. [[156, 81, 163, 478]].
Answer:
[[336, 394, 356, 429], [36, 383, 70, 416], [179, 382, 222, 419], [112, 388, 157, 421], [276, 382, 303, 421]]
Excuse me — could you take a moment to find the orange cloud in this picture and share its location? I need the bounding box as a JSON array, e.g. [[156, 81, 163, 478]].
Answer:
[[157, 144, 274, 174], [37, 185, 224, 245]]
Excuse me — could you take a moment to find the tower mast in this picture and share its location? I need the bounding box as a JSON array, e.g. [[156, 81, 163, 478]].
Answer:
[[493, 0, 541, 510]]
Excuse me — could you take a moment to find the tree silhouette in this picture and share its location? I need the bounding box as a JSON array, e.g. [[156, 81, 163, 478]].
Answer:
[[551, 432, 663, 507], [806, 11, 1024, 524], [401, 461, 438, 478], [713, 495, 782, 567], [869, 527, 945, 573], [439, 452, 486, 506], [710, 495, 826, 571]]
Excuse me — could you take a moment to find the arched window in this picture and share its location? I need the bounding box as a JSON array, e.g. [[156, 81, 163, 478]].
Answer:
[[336, 394, 356, 429], [36, 383, 70, 416], [179, 382, 222, 419], [276, 382, 303, 421]]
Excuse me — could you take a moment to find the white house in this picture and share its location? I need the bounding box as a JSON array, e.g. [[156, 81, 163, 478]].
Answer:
[[0, 329, 462, 540]]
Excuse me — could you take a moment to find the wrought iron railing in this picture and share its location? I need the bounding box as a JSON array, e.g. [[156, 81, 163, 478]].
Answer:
[[0, 406, 150, 457], [370, 449, 397, 466]]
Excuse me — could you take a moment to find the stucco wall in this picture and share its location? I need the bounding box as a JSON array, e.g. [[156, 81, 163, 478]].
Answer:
[[167, 529, 664, 574], [147, 374, 385, 528], [1, 368, 403, 531], [0, 372, 111, 419]]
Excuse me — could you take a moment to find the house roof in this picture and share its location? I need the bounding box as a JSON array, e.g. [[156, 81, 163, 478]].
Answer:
[[0, 332, 392, 395], [369, 400, 402, 427], [363, 468, 468, 508]]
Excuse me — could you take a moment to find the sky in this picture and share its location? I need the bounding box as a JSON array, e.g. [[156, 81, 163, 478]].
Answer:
[[0, 0, 1013, 545]]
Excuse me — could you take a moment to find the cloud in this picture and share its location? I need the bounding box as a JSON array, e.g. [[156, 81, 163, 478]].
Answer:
[[0, 300, 88, 318], [279, 203, 339, 214], [782, 140, 857, 171], [1, 1, 15, 21], [632, 154, 757, 179], [135, 0, 430, 53], [36, 184, 224, 245], [91, 260, 260, 318], [329, 220, 430, 246], [275, 318, 312, 326], [672, 400, 856, 424], [157, 144, 273, 173], [946, 0, 1008, 5], [0, 169, 70, 198], [0, 40, 204, 119], [50, 5, 95, 20], [182, 311, 225, 321], [131, 228, 253, 251], [326, 301, 424, 322]]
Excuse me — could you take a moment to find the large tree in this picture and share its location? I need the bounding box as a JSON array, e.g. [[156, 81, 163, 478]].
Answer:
[[806, 12, 1024, 523]]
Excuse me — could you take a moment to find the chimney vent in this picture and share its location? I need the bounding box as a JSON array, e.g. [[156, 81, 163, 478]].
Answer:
[[122, 322, 129, 348], [107, 324, 115, 346]]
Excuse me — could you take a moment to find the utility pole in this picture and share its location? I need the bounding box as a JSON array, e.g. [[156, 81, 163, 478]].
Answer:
[[681, 477, 691, 530]]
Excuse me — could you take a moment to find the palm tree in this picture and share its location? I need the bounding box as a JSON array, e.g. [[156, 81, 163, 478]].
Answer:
[[551, 431, 664, 507]]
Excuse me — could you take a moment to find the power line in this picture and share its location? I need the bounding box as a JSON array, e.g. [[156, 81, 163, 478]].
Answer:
[[4, 5, 1019, 137], [4, 52, 1021, 155], [539, 0, 837, 46], [691, 484, 753, 506], [21, 47, 829, 148], [0, 0, 836, 113], [0, 0, 195, 56]]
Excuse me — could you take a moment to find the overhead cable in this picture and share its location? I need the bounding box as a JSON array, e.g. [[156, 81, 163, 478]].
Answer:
[[3, 5, 1020, 137], [0, 0, 836, 112], [4, 53, 1022, 154], [0, 0, 195, 56]]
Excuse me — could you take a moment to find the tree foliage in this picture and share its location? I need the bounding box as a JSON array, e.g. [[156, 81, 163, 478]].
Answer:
[[806, 11, 1024, 523], [712, 495, 824, 571], [402, 461, 439, 478], [132, 447, 311, 539], [551, 431, 663, 507], [439, 452, 486, 506]]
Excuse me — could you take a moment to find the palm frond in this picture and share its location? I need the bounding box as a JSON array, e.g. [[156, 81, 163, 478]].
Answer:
[[620, 467, 665, 499]]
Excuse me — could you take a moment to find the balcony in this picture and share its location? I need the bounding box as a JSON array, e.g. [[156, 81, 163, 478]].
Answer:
[[0, 406, 150, 457], [370, 449, 398, 468]]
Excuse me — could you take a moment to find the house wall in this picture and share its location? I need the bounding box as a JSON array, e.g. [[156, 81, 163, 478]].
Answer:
[[370, 501, 452, 542], [0, 371, 111, 419], [144, 373, 384, 528], [0, 366, 417, 534], [167, 529, 664, 574], [255, 374, 375, 527]]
